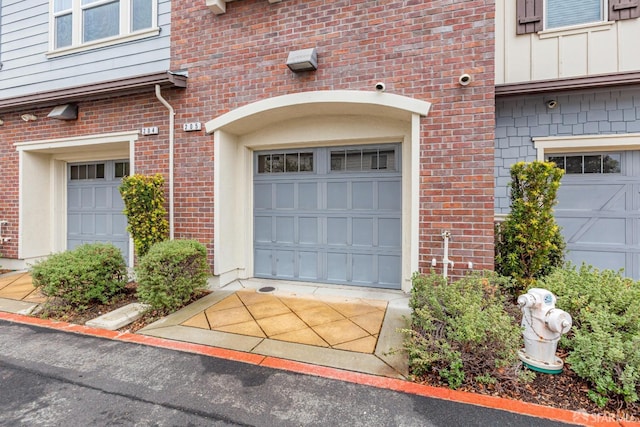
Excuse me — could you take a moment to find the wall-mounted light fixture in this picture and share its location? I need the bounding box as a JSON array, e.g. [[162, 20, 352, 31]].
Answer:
[[20, 114, 37, 122], [48, 104, 78, 120], [286, 48, 318, 72], [0, 119, 4, 126]]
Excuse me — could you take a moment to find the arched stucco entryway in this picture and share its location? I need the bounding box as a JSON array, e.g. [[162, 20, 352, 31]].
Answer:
[[205, 91, 431, 292]]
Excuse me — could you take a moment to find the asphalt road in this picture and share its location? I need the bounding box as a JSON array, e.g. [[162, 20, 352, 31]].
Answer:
[[0, 320, 574, 426]]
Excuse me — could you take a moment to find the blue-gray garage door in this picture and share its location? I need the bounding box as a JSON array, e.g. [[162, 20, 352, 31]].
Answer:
[[549, 151, 640, 279], [67, 160, 130, 263], [254, 145, 402, 289]]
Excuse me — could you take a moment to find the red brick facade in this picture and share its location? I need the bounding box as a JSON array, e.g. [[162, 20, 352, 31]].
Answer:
[[1, 0, 495, 279], [168, 0, 496, 274]]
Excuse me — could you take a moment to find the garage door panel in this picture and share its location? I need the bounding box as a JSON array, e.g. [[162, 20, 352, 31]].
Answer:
[[112, 215, 128, 237], [298, 183, 318, 210], [275, 216, 295, 243], [379, 255, 401, 286], [353, 182, 374, 209], [378, 181, 401, 210], [254, 217, 272, 242], [255, 184, 272, 209], [112, 186, 124, 209], [68, 188, 81, 209], [557, 184, 624, 210], [353, 254, 374, 283], [81, 188, 94, 208], [95, 187, 109, 208], [299, 217, 318, 244], [578, 218, 626, 244], [81, 214, 95, 234], [94, 214, 108, 235], [299, 252, 319, 279], [352, 218, 373, 246], [327, 253, 348, 282], [327, 217, 348, 245], [379, 218, 402, 247], [276, 183, 295, 209], [327, 182, 349, 210], [255, 249, 272, 276], [566, 249, 627, 271], [275, 250, 295, 277]]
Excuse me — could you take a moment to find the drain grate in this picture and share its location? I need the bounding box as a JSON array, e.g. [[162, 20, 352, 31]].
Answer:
[[257, 286, 276, 293]]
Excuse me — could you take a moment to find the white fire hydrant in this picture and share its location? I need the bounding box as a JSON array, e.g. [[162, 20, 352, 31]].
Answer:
[[517, 288, 572, 374]]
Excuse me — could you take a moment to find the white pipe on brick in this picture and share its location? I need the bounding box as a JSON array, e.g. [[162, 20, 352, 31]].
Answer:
[[155, 84, 175, 240]]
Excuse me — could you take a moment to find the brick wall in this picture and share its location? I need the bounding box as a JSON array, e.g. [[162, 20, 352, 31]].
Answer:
[[170, 0, 496, 274], [495, 86, 640, 213]]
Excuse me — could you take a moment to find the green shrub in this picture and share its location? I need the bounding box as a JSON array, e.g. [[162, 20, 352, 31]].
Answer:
[[119, 174, 169, 258], [537, 265, 640, 405], [403, 272, 523, 388], [496, 161, 565, 295], [135, 239, 209, 311], [31, 243, 127, 309]]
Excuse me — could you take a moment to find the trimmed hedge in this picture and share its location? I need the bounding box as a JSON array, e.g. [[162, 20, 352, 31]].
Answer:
[[31, 243, 127, 308], [135, 239, 209, 311]]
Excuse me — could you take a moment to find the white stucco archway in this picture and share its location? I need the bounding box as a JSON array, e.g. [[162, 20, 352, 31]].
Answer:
[[205, 90, 431, 291]]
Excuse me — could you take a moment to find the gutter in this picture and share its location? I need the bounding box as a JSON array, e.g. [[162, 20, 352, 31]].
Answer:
[[154, 85, 175, 240]]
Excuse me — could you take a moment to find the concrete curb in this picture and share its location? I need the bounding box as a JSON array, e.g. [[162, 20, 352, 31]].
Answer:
[[0, 310, 637, 427]]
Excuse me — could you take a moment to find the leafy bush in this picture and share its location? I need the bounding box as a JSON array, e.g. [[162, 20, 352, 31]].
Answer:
[[31, 243, 127, 309], [403, 272, 523, 388], [119, 174, 169, 258], [136, 239, 209, 311], [537, 265, 640, 405], [496, 161, 565, 295]]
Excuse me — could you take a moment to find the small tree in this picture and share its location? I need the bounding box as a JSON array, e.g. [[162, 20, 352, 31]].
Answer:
[[119, 174, 169, 257], [495, 161, 565, 293]]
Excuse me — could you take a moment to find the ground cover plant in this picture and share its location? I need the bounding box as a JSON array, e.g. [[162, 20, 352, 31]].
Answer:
[[536, 265, 640, 407], [402, 272, 528, 389]]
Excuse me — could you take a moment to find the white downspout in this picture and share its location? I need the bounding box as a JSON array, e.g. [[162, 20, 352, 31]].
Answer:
[[155, 84, 175, 240]]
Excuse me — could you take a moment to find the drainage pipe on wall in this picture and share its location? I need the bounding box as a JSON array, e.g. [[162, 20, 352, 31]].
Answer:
[[155, 84, 175, 240]]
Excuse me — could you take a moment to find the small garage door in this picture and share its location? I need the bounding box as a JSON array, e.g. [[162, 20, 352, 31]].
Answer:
[[67, 160, 130, 263], [254, 145, 402, 289], [549, 151, 640, 279]]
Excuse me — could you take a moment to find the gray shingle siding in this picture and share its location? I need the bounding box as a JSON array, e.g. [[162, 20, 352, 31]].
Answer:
[[495, 86, 640, 213]]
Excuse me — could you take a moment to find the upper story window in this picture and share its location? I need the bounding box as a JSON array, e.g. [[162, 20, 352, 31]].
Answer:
[[516, 0, 639, 34], [51, 0, 156, 51], [546, 0, 603, 29]]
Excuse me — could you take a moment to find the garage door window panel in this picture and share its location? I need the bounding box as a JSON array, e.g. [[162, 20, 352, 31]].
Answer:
[[548, 153, 622, 174]]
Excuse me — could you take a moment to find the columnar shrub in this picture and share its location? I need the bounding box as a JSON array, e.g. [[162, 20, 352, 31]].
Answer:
[[403, 272, 523, 389], [136, 239, 209, 311], [119, 174, 169, 257], [31, 243, 127, 308], [537, 265, 640, 405], [495, 161, 565, 294]]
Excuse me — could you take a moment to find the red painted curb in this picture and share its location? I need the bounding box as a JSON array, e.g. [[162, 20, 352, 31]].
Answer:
[[1, 310, 636, 427]]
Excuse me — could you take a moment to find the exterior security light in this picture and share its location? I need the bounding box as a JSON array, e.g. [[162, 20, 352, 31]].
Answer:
[[286, 48, 318, 72], [48, 104, 78, 120], [20, 114, 37, 122]]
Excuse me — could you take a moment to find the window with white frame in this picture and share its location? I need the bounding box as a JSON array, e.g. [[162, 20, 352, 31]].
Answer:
[[52, 0, 156, 50], [516, 0, 639, 34]]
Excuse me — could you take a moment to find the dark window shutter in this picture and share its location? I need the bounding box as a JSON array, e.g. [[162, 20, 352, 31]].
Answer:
[[609, 0, 640, 21], [516, 0, 543, 34]]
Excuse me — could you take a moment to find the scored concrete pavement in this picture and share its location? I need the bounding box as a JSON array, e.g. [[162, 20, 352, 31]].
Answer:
[[0, 319, 576, 427]]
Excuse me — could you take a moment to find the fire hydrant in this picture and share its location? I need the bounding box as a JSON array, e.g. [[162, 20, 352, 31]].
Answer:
[[517, 288, 572, 374]]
